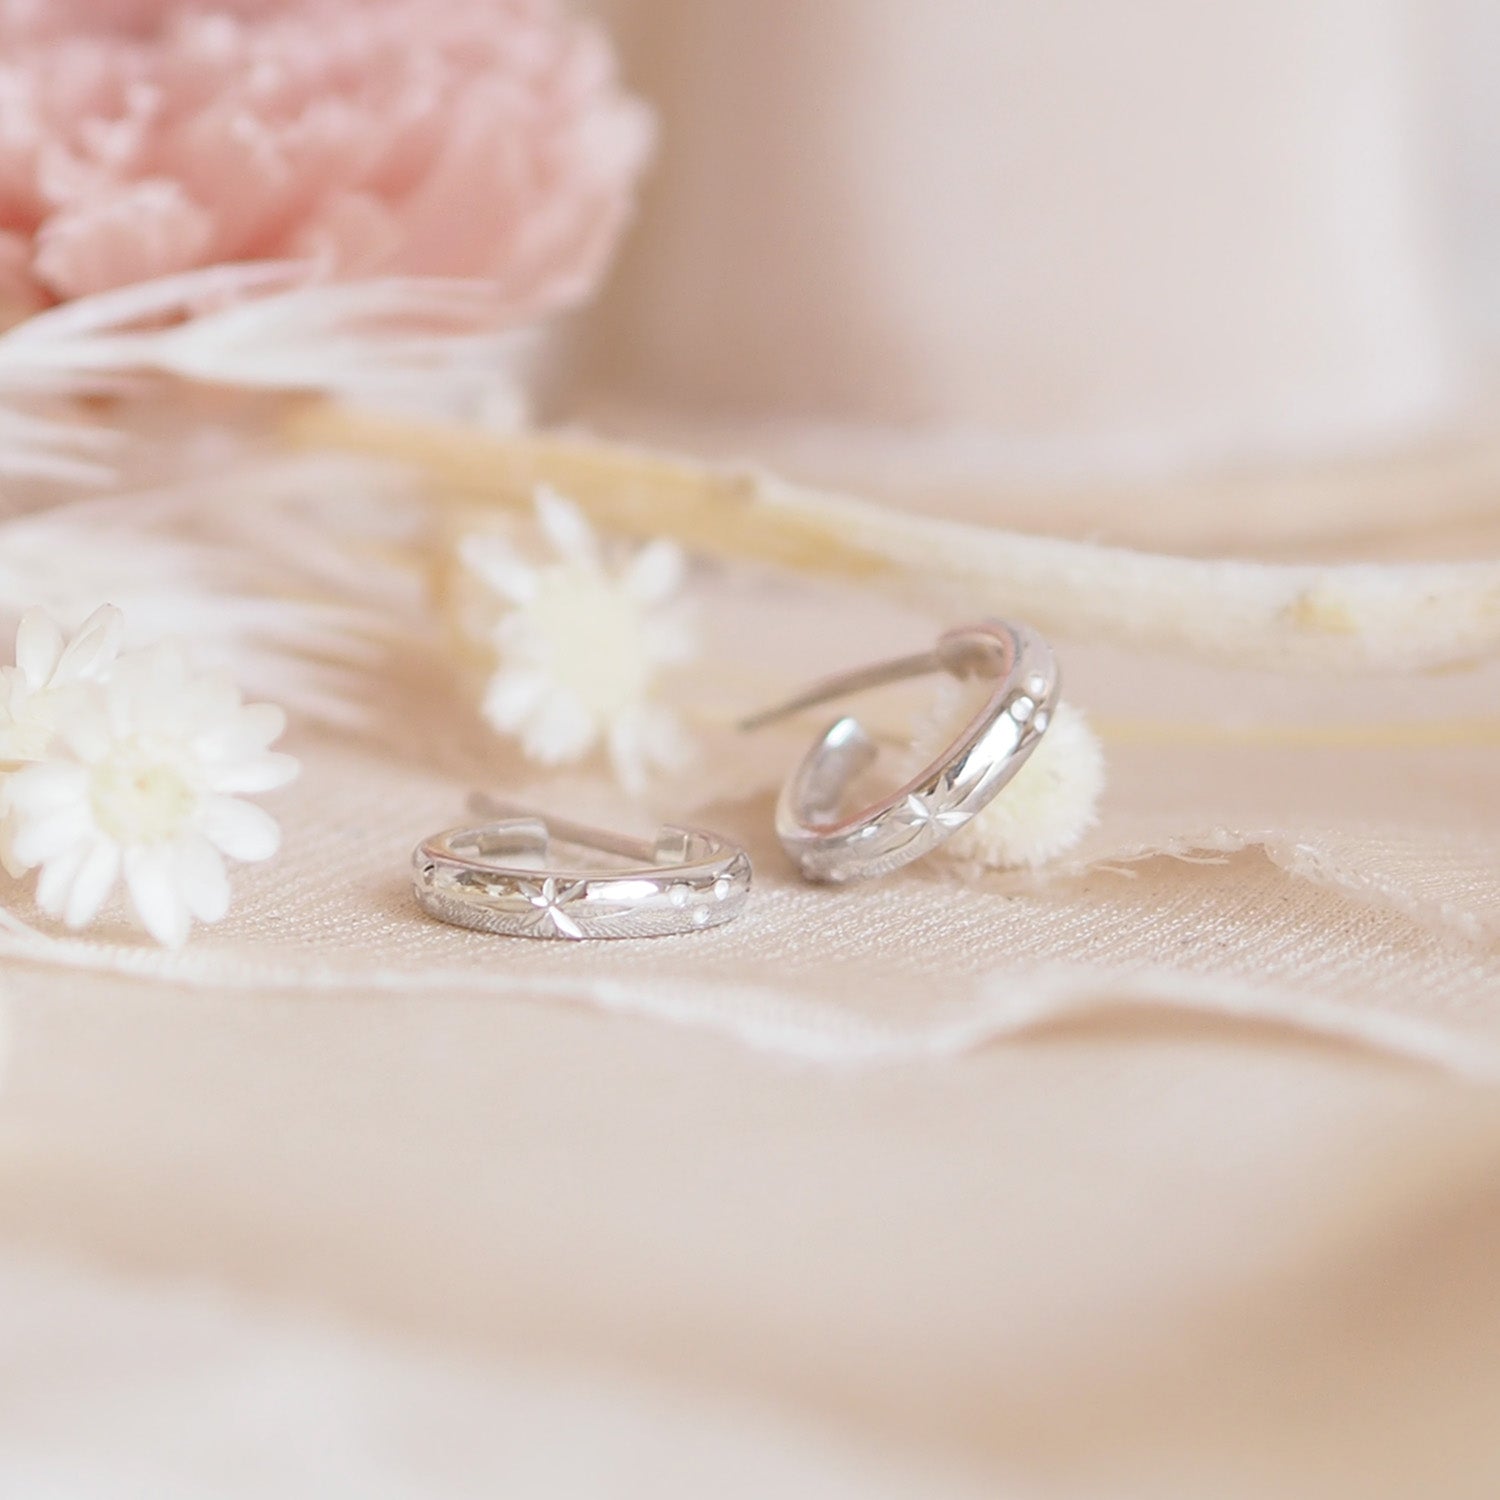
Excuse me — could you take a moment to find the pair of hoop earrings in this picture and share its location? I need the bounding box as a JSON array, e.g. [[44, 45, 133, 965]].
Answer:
[[413, 618, 1057, 941]]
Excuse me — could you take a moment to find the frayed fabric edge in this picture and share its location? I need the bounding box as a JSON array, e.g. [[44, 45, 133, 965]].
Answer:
[[979, 826, 1500, 948], [0, 930, 1496, 1084]]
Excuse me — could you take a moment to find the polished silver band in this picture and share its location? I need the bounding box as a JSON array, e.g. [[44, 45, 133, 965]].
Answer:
[[413, 808, 751, 939], [744, 619, 1058, 883]]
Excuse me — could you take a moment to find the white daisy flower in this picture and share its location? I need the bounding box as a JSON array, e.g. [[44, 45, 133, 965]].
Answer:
[[0, 604, 125, 876], [459, 486, 695, 794], [0, 604, 124, 767], [4, 636, 299, 947]]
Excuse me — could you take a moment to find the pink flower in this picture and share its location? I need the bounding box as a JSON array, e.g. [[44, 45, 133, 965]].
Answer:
[[0, 0, 652, 318]]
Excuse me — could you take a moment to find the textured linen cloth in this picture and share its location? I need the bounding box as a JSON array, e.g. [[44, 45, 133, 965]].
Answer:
[[3, 438, 1500, 1494], [3, 956, 1500, 1498], [0, 1250, 1002, 1499], [1, 581, 1496, 1078]]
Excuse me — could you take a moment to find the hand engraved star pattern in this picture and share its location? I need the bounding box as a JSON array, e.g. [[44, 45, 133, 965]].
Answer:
[[513, 876, 592, 939], [898, 790, 969, 839]]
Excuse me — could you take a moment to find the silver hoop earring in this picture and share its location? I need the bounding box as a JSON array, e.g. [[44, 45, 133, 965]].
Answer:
[[742, 619, 1058, 883], [413, 802, 751, 940]]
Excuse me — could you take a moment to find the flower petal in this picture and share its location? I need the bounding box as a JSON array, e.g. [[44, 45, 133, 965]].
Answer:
[[642, 604, 698, 667], [606, 713, 648, 797], [6, 760, 89, 816], [520, 689, 595, 764], [54, 604, 124, 684], [34, 843, 87, 920], [198, 795, 281, 863], [0, 665, 25, 725], [460, 534, 537, 606], [34, 178, 215, 303], [176, 835, 229, 924], [119, 641, 192, 733], [15, 609, 64, 690], [535, 486, 600, 567], [480, 669, 548, 732], [606, 704, 691, 794], [203, 751, 300, 795], [173, 672, 242, 739], [622, 539, 685, 606], [9, 800, 92, 869], [638, 703, 694, 772], [190, 701, 281, 764], [493, 611, 547, 662], [0, 813, 25, 880], [57, 689, 114, 764], [124, 843, 191, 948], [64, 837, 120, 929]]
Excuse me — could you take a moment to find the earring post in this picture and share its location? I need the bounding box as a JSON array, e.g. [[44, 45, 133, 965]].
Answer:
[[465, 793, 659, 863], [737, 650, 942, 732]]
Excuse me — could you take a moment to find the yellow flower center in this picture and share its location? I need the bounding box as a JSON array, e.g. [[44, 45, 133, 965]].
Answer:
[[527, 567, 651, 718], [92, 751, 197, 845]]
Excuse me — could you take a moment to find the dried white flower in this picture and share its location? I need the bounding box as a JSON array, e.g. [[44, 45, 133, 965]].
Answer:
[[459, 486, 695, 794], [0, 458, 426, 732], [0, 604, 124, 769], [2, 614, 298, 947], [0, 267, 532, 485], [0, 604, 124, 875], [942, 700, 1105, 869], [899, 681, 1105, 869]]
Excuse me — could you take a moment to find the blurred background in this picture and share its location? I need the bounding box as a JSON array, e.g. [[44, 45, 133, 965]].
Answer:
[[562, 0, 1500, 551]]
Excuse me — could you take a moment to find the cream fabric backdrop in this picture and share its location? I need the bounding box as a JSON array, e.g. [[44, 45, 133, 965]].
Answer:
[[580, 0, 1499, 472], [2, 554, 1499, 1495]]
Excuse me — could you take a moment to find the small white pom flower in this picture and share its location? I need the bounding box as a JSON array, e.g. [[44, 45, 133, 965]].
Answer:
[[4, 633, 299, 947], [900, 680, 1105, 869], [459, 486, 695, 794], [942, 700, 1105, 868]]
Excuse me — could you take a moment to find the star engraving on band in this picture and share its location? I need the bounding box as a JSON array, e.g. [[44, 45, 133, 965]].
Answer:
[[513, 876, 592, 939], [897, 790, 969, 839]]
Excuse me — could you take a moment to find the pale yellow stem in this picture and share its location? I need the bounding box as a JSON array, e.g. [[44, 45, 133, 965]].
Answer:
[[286, 401, 1500, 676], [1091, 717, 1500, 750]]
